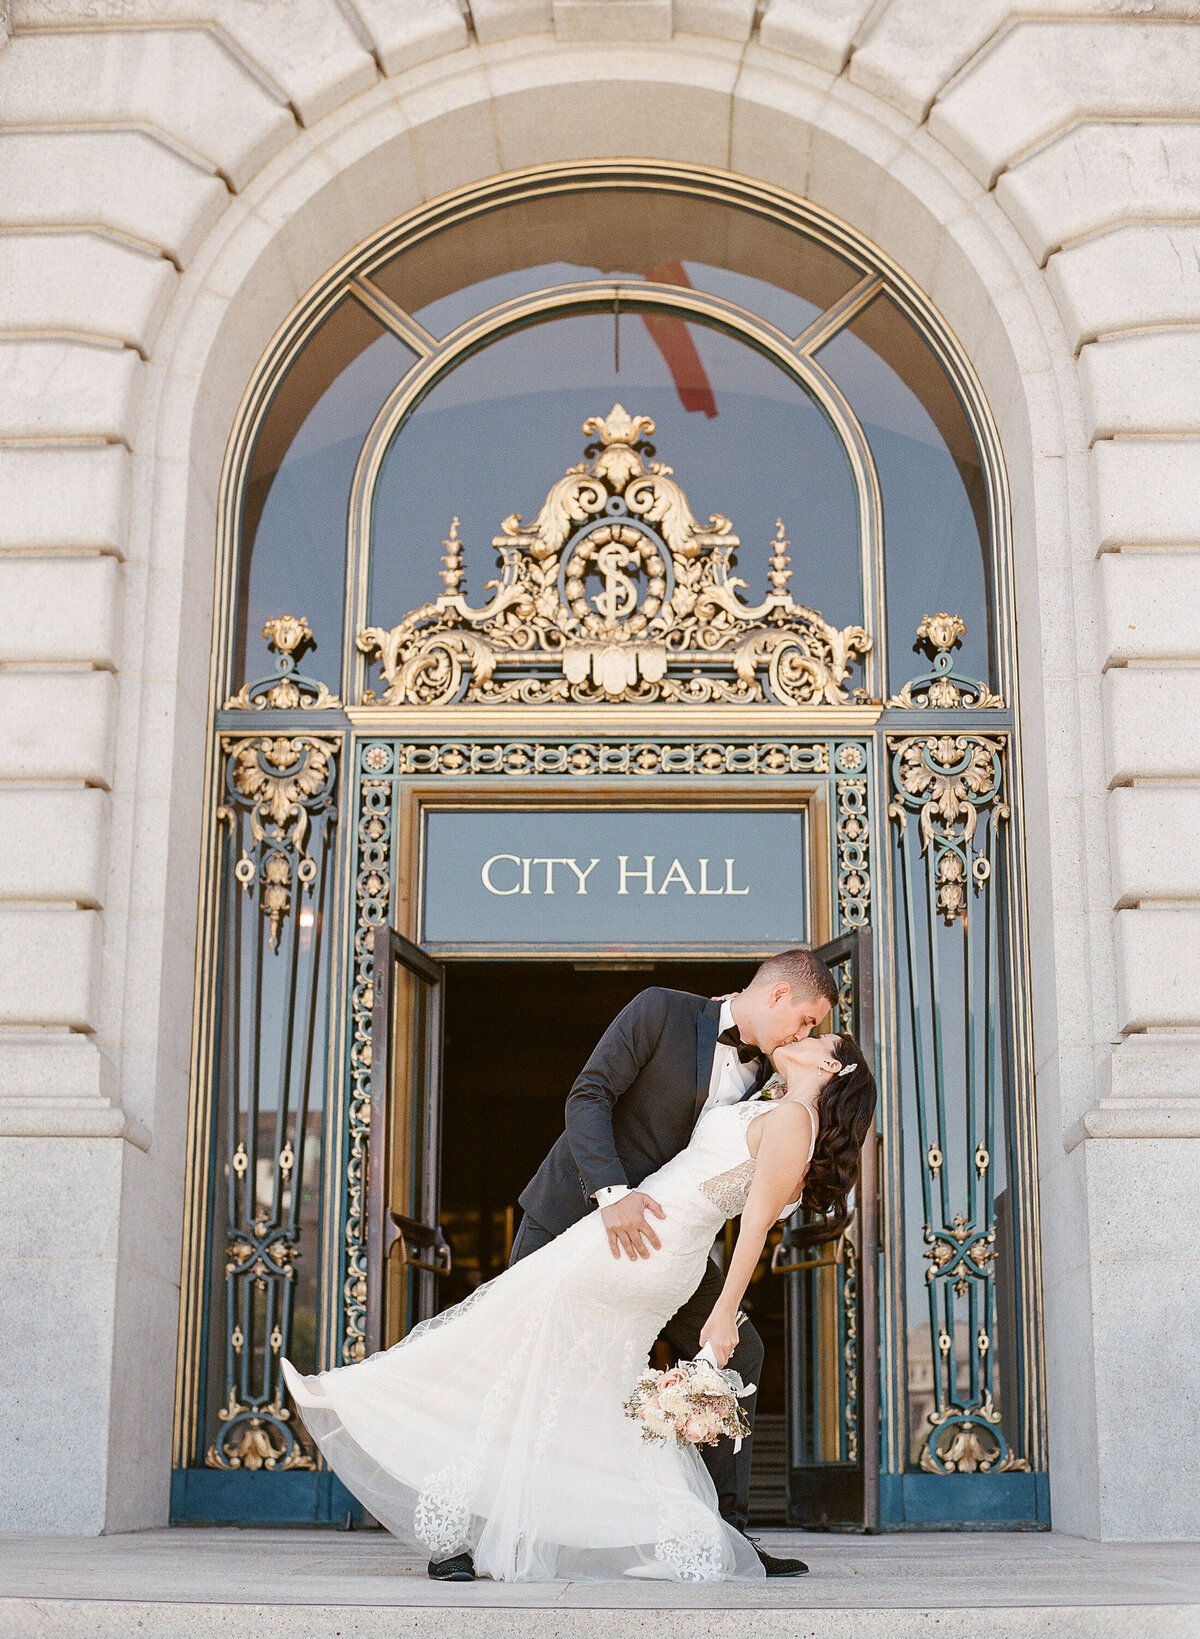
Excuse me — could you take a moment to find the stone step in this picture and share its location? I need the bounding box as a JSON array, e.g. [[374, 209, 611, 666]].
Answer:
[[4, 1599, 1198, 1638], [1, 1528, 1197, 1639]]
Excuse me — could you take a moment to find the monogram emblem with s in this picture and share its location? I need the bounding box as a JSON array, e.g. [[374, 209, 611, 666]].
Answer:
[[358, 405, 872, 708]]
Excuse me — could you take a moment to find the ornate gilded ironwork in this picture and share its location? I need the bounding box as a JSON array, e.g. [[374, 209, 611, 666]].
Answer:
[[834, 741, 871, 928], [358, 407, 872, 708], [220, 733, 339, 947], [886, 614, 1003, 710], [886, 734, 1007, 925], [923, 1212, 996, 1300], [343, 746, 395, 1364], [392, 739, 829, 778], [202, 730, 340, 1472], [888, 727, 1026, 1475], [208, 1389, 312, 1472], [829, 938, 862, 1471], [842, 1237, 860, 1465], [225, 615, 342, 711], [920, 1390, 1028, 1476]]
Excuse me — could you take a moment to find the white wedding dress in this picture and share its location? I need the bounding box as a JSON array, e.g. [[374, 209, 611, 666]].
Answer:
[[282, 1096, 811, 1583]]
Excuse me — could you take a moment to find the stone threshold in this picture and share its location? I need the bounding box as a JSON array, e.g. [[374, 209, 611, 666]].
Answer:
[[1, 1528, 1197, 1639], [3, 1600, 1198, 1639]]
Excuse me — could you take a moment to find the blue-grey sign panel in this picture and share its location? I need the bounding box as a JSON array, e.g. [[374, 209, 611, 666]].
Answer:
[[420, 807, 809, 952]]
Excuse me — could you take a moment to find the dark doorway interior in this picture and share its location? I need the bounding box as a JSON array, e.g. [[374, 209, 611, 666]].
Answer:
[[438, 958, 790, 1524]]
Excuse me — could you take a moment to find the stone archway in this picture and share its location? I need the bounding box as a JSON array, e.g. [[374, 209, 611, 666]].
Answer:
[[140, 55, 1092, 1535]]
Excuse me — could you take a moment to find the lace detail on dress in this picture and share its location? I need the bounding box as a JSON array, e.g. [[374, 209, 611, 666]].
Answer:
[[654, 1509, 726, 1582], [696, 1099, 814, 1220], [698, 1101, 767, 1214], [632, 1437, 729, 1582], [698, 1158, 756, 1216], [413, 1292, 546, 1555], [413, 1457, 479, 1557]]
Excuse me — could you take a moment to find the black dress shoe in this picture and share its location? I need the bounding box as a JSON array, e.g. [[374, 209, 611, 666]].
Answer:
[[427, 1551, 476, 1581], [754, 1544, 809, 1577]]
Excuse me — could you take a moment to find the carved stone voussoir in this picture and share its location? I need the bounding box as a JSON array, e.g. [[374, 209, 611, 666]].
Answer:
[[358, 406, 872, 709]]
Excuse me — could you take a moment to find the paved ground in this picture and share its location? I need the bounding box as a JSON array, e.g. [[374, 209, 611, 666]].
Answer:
[[1, 1527, 1198, 1638]]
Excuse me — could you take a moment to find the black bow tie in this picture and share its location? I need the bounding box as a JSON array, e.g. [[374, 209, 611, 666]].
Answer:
[[717, 1023, 763, 1065]]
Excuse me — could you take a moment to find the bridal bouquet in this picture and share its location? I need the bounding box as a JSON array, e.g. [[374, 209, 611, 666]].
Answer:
[[623, 1353, 755, 1450]]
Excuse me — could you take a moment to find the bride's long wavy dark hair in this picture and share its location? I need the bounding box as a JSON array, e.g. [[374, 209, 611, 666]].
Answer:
[[798, 1033, 877, 1228]]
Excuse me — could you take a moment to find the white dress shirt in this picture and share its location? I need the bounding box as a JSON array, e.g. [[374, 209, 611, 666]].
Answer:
[[594, 998, 758, 1208]]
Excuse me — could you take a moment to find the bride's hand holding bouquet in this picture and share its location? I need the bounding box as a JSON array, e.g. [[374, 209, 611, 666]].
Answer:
[[697, 1304, 741, 1371]]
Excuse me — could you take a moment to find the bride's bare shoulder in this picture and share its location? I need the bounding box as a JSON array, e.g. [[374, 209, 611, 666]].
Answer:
[[770, 1100, 815, 1136], [749, 1099, 813, 1159]]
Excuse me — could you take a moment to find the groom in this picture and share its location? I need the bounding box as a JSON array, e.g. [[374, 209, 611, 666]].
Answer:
[[505, 948, 839, 1580]]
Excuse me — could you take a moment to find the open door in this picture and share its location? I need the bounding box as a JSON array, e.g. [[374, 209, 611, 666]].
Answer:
[[775, 927, 879, 1530], [366, 927, 452, 1358]]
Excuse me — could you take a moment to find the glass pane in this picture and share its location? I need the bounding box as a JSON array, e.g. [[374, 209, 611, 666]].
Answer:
[[368, 188, 860, 339], [368, 309, 862, 663], [235, 297, 417, 693], [817, 297, 993, 693]]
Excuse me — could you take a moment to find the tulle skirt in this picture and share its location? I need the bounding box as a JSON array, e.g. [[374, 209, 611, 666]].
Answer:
[[282, 1201, 763, 1582]]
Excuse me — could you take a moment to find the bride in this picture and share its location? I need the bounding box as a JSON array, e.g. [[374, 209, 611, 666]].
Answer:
[[282, 1031, 877, 1583]]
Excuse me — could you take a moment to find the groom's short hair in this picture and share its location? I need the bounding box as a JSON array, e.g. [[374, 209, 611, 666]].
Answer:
[[753, 948, 838, 1009]]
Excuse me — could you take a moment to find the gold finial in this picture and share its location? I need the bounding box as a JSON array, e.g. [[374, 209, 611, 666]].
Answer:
[[767, 518, 792, 594], [582, 403, 656, 449], [261, 615, 314, 658], [224, 613, 340, 709], [917, 612, 966, 654], [582, 405, 658, 493], [885, 611, 1001, 710], [439, 517, 464, 594]]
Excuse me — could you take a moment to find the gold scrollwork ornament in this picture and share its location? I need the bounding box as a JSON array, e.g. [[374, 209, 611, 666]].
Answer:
[[919, 1390, 1030, 1475], [342, 755, 394, 1363], [359, 407, 871, 708], [835, 771, 870, 926], [887, 613, 1004, 710], [923, 1214, 997, 1297], [205, 1388, 314, 1471], [887, 732, 1007, 924], [392, 738, 828, 779], [222, 734, 338, 947], [224, 615, 343, 711]]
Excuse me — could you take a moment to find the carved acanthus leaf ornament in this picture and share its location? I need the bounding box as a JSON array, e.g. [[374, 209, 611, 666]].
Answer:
[[887, 733, 1007, 923], [206, 1387, 313, 1472], [221, 734, 338, 947], [359, 406, 872, 708]]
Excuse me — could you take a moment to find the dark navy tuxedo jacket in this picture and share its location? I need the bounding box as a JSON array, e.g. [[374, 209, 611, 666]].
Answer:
[[518, 987, 757, 1236]]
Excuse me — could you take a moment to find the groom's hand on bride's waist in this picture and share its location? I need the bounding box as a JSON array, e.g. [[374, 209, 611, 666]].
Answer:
[[600, 1192, 666, 1261]]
